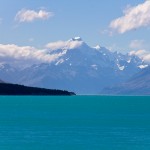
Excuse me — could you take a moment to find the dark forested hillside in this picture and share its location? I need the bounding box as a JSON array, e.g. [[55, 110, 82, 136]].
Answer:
[[0, 83, 75, 96]]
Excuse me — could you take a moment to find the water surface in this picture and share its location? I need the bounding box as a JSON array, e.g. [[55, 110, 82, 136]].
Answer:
[[0, 96, 150, 150]]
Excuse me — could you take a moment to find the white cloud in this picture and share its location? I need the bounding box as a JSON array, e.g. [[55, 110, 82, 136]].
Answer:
[[15, 9, 54, 22], [129, 40, 144, 49], [46, 41, 67, 50], [129, 49, 147, 57], [0, 44, 63, 67], [0, 38, 83, 67], [110, 1, 150, 33], [46, 40, 83, 51]]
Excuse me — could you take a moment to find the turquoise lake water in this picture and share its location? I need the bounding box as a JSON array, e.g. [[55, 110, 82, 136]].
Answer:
[[0, 96, 150, 150]]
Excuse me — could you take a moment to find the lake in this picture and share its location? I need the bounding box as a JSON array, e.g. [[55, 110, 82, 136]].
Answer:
[[0, 96, 150, 150]]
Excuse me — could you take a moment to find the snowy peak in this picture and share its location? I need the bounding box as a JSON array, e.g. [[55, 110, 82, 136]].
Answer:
[[70, 37, 83, 42], [51, 38, 146, 73], [46, 37, 147, 72]]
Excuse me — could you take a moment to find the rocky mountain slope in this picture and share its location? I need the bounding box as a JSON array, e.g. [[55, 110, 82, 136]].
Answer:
[[101, 66, 150, 95]]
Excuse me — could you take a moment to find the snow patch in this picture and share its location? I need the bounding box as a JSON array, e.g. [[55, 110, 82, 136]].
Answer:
[[91, 64, 98, 70], [117, 64, 125, 71], [55, 59, 64, 65], [94, 45, 101, 50], [74, 37, 82, 40], [127, 60, 131, 63], [138, 65, 148, 69]]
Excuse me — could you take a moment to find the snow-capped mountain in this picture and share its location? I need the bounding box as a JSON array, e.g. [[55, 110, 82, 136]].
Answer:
[[0, 37, 148, 94]]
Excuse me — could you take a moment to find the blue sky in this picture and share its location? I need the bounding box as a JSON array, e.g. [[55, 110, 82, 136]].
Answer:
[[0, 0, 149, 54]]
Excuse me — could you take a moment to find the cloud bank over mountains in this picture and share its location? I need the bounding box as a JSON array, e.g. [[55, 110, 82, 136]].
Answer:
[[0, 44, 62, 66], [0, 38, 83, 67], [110, 1, 150, 33]]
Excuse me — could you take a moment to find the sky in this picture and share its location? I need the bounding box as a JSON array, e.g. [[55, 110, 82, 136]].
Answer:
[[0, 0, 150, 65]]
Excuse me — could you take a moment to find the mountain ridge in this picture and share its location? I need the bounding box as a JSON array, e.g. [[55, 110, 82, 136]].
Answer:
[[101, 66, 150, 95]]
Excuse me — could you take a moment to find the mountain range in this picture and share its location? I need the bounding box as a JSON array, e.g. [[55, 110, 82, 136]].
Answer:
[[0, 37, 149, 95]]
